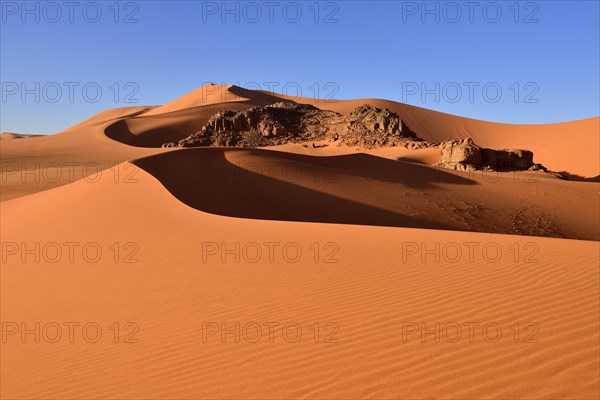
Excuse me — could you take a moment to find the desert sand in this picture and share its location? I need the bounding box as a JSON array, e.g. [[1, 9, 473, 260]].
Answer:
[[1, 84, 598, 399]]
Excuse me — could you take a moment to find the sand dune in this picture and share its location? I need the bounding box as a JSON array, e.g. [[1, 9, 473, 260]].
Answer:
[[1, 83, 598, 399], [0, 106, 162, 201], [133, 148, 598, 240], [143, 84, 292, 116], [0, 132, 44, 140], [2, 84, 597, 203], [126, 84, 600, 178], [1, 161, 598, 399], [323, 100, 599, 179]]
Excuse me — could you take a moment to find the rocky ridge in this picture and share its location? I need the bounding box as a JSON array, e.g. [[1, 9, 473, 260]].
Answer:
[[163, 102, 427, 149], [163, 102, 551, 173]]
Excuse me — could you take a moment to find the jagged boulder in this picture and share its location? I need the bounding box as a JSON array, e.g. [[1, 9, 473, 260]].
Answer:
[[340, 104, 418, 148], [439, 138, 482, 166], [482, 148, 534, 170], [436, 138, 536, 171], [346, 105, 403, 136]]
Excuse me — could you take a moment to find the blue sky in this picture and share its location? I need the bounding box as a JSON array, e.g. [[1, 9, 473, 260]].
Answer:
[[1, 0, 599, 134]]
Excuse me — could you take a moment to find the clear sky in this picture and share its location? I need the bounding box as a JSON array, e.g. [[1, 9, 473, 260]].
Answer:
[[1, 0, 599, 134]]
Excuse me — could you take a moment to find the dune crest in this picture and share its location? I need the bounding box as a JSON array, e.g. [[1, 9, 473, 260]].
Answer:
[[121, 85, 600, 178]]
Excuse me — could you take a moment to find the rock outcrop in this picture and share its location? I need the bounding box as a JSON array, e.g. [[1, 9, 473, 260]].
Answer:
[[340, 105, 420, 148], [172, 102, 341, 148], [435, 138, 539, 171], [164, 102, 424, 149], [163, 105, 549, 174]]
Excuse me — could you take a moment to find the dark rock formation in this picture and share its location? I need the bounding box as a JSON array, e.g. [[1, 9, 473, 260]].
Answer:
[[340, 104, 421, 148], [435, 138, 538, 171], [163, 105, 548, 174], [163, 102, 423, 149]]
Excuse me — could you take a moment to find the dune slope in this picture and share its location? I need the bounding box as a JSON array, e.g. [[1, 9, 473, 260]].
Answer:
[[1, 83, 598, 399], [2, 84, 598, 204], [1, 161, 598, 399], [132, 148, 599, 240], [130, 84, 600, 178]]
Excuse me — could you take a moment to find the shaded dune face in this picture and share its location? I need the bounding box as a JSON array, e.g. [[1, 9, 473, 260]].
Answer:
[[104, 103, 259, 147], [133, 148, 599, 240], [133, 148, 467, 230], [1, 85, 598, 239]]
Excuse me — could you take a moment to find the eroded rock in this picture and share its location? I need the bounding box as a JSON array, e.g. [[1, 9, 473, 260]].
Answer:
[[169, 102, 424, 149], [436, 138, 537, 171]]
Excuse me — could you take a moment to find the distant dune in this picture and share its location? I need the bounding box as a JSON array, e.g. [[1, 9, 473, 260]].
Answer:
[[0, 132, 44, 140]]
